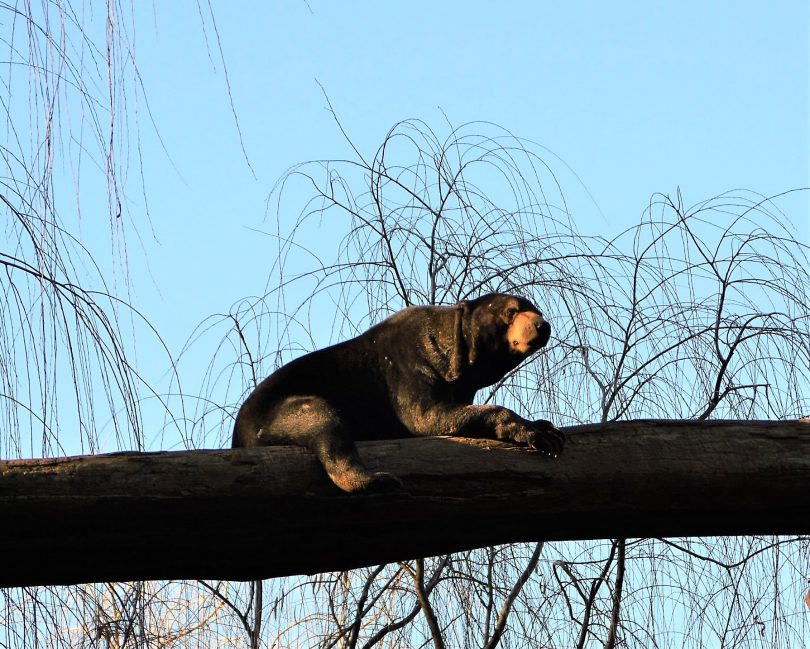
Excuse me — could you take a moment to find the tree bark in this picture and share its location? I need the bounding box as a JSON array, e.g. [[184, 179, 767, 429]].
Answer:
[[1, 419, 808, 588]]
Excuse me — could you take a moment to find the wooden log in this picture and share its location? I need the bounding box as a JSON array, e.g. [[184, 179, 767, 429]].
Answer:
[[1, 420, 808, 588]]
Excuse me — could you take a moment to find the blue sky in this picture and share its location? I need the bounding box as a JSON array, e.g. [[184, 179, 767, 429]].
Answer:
[[44, 1, 808, 448], [121, 2, 807, 345]]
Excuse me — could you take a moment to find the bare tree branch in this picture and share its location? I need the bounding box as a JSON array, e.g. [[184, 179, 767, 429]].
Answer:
[[482, 542, 544, 649]]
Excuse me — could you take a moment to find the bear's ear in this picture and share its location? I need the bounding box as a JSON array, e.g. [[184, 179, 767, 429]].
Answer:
[[440, 301, 468, 382], [454, 300, 478, 370]]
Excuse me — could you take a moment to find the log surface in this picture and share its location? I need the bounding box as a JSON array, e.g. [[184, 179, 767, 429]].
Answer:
[[1, 420, 808, 587]]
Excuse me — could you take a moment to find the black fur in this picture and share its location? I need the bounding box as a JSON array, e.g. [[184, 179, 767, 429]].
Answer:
[[232, 293, 564, 492]]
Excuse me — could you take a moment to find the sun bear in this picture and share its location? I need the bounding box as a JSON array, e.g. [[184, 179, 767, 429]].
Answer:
[[232, 293, 563, 492]]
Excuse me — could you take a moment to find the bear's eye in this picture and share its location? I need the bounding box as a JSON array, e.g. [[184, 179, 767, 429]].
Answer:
[[505, 307, 518, 319]]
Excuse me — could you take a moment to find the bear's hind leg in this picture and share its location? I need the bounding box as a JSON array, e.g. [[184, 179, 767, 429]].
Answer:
[[309, 429, 403, 494], [262, 395, 402, 493]]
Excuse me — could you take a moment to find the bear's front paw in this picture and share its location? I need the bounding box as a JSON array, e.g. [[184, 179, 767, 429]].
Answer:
[[489, 410, 564, 457], [505, 420, 564, 457], [527, 419, 565, 457]]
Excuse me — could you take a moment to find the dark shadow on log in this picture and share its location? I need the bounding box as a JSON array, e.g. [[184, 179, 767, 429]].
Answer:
[[1, 420, 808, 587]]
